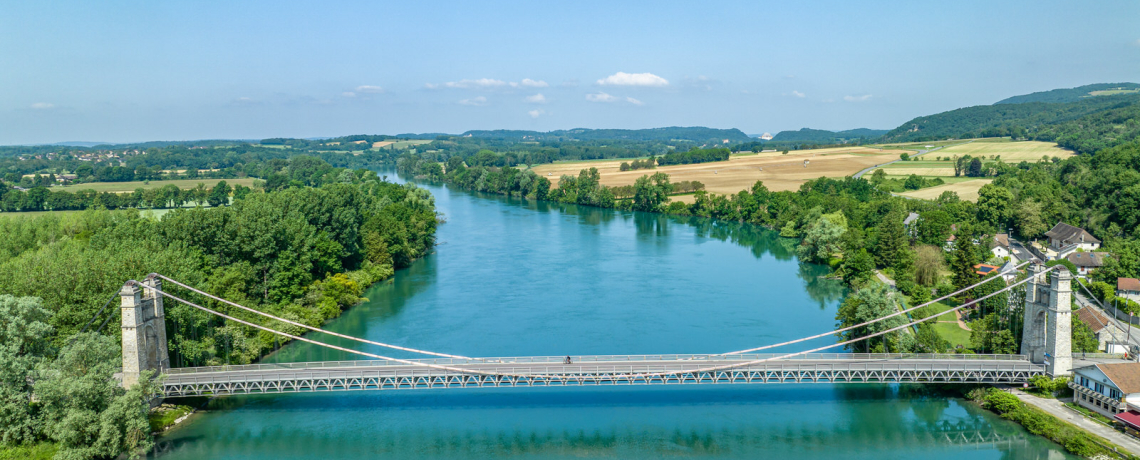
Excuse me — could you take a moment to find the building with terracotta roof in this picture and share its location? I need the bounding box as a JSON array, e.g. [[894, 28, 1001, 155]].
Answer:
[[1119, 278, 1140, 303], [1076, 306, 1125, 352], [1071, 363, 1140, 417]]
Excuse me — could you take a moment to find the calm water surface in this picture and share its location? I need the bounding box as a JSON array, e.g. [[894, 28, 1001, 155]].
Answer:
[[152, 174, 1073, 459]]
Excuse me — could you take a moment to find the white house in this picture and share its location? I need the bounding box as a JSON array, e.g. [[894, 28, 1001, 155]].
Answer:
[[1070, 363, 1140, 417], [990, 233, 1011, 259], [1044, 222, 1100, 259], [1067, 252, 1111, 277], [1119, 278, 1140, 304]]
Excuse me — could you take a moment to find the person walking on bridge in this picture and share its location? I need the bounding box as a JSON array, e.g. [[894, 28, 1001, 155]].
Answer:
[[564, 356, 572, 365]]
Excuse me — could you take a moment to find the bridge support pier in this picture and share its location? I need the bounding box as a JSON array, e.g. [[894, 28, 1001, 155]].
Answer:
[[1020, 264, 1072, 376], [120, 277, 169, 388]]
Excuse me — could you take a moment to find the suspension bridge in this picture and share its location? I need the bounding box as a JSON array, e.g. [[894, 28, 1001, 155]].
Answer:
[[107, 263, 1101, 397]]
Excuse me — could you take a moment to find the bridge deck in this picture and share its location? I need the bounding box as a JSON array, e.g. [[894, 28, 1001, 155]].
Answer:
[[162, 354, 1046, 396]]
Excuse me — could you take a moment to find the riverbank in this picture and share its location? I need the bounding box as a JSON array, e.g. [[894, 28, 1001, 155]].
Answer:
[[973, 386, 1140, 459], [1006, 387, 1140, 456]]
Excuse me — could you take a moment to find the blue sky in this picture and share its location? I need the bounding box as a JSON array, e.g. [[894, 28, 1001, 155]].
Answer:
[[2, 0, 1138, 144]]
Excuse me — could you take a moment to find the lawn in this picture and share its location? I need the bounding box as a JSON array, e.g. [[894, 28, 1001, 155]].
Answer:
[[898, 179, 993, 201], [55, 178, 257, 194], [920, 300, 972, 348]]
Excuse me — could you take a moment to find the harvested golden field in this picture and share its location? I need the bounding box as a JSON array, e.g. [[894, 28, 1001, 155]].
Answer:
[[372, 141, 395, 148], [899, 179, 993, 202], [935, 140, 1074, 161], [530, 146, 902, 195]]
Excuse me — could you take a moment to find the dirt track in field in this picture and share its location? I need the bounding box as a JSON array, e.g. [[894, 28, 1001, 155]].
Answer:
[[530, 146, 904, 195]]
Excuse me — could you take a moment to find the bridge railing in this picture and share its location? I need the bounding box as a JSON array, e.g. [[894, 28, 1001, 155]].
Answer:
[[163, 353, 1031, 375]]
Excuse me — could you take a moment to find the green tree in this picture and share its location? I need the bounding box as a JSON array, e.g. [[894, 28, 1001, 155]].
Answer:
[[207, 180, 232, 207], [903, 174, 923, 190], [1071, 312, 1100, 353], [0, 296, 54, 445], [967, 158, 984, 177], [976, 184, 1013, 229], [796, 211, 847, 263], [842, 249, 875, 286], [914, 245, 945, 286], [1014, 200, 1047, 238], [836, 283, 909, 353], [36, 333, 154, 460], [871, 168, 887, 184], [900, 152, 910, 161], [873, 213, 907, 268], [969, 313, 1017, 354], [632, 172, 670, 212]]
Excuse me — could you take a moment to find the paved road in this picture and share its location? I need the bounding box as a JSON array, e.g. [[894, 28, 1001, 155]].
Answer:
[[1007, 387, 1140, 455], [852, 145, 949, 179], [1009, 240, 1036, 264]]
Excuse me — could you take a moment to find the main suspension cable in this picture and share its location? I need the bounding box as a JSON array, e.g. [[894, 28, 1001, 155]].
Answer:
[[711, 261, 1031, 356], [142, 266, 1053, 380], [151, 273, 476, 361]]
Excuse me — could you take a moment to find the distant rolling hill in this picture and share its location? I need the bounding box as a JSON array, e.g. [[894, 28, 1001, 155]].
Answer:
[[462, 127, 752, 143], [770, 128, 888, 143], [882, 83, 1140, 145], [995, 83, 1140, 105]]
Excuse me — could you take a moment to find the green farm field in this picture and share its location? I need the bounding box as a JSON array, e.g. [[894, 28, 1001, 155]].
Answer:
[[55, 178, 257, 193], [934, 139, 1074, 161]]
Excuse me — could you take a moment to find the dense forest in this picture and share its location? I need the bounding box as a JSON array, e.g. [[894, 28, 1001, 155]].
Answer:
[[995, 83, 1140, 105], [0, 156, 438, 458], [770, 128, 888, 144], [881, 93, 1140, 144]]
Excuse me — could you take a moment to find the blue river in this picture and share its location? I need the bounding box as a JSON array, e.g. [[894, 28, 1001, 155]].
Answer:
[[150, 173, 1074, 459]]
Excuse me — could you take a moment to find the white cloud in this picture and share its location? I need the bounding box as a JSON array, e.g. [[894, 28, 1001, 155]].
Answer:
[[525, 93, 547, 104], [424, 83, 439, 89], [458, 96, 488, 106], [445, 78, 507, 89], [596, 72, 669, 87], [843, 94, 873, 102], [342, 92, 357, 98], [231, 97, 258, 106], [625, 97, 644, 106], [528, 109, 545, 118], [29, 102, 55, 109], [791, 90, 805, 98], [521, 78, 549, 88], [586, 92, 618, 103], [1135, 38, 1140, 47], [355, 85, 384, 93]]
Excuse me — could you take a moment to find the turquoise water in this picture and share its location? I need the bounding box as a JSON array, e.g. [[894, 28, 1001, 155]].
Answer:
[[150, 177, 1074, 459]]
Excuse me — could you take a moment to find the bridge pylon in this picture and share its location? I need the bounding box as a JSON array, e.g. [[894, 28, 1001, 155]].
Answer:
[[120, 277, 170, 388], [1020, 264, 1072, 376]]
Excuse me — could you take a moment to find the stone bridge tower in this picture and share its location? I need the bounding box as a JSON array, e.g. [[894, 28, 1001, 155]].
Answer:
[[120, 277, 170, 388], [1020, 264, 1072, 376]]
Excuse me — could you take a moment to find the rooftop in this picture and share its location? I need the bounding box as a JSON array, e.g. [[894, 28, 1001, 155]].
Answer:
[[1098, 363, 1140, 394], [1045, 222, 1100, 245], [1120, 277, 1140, 292], [1077, 306, 1112, 333], [1067, 252, 1111, 268]]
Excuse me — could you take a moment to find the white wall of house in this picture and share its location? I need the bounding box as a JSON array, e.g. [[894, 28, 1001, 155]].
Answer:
[[1073, 367, 1127, 417], [991, 246, 1010, 259], [1119, 290, 1140, 303]]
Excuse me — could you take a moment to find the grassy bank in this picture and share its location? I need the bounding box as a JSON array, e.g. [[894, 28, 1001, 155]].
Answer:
[[974, 387, 1139, 459], [0, 443, 57, 460]]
